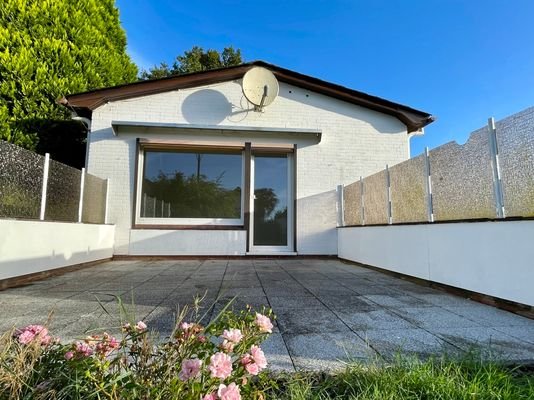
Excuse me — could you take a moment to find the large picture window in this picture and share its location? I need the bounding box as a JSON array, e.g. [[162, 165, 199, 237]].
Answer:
[[137, 148, 243, 225]]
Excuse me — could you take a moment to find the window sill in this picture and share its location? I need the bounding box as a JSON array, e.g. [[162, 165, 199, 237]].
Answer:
[[132, 224, 245, 230]]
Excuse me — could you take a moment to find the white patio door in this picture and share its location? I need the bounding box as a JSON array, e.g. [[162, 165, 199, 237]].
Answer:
[[249, 153, 294, 253]]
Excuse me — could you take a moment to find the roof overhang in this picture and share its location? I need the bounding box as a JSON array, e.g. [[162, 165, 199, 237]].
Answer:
[[60, 61, 434, 133], [111, 120, 322, 142]]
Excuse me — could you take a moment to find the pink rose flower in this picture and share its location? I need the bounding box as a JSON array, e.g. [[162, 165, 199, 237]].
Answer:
[[14, 325, 52, 346], [244, 361, 260, 375], [180, 322, 193, 331], [17, 330, 35, 344], [64, 351, 74, 360], [250, 345, 267, 369], [222, 328, 243, 343], [254, 313, 273, 333], [178, 358, 202, 381], [75, 341, 93, 357], [136, 321, 147, 331], [203, 393, 217, 400], [220, 339, 235, 353], [109, 336, 120, 349], [95, 333, 120, 356], [241, 345, 267, 375], [209, 352, 233, 379], [218, 383, 241, 400]]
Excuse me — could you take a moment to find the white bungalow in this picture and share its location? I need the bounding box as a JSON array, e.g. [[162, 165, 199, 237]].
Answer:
[[61, 61, 433, 256]]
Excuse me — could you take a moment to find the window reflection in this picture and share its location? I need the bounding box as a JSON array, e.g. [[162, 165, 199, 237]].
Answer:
[[253, 155, 288, 246], [141, 150, 242, 219]]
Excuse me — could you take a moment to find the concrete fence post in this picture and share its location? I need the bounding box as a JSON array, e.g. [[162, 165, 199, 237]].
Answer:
[[104, 178, 110, 224], [360, 176, 365, 226], [336, 184, 345, 227], [78, 168, 85, 223], [39, 153, 50, 221], [487, 117, 506, 218], [424, 147, 434, 222], [386, 165, 392, 225]]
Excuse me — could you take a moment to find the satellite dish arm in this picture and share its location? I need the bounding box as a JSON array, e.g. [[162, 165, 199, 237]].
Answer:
[[257, 85, 268, 111]]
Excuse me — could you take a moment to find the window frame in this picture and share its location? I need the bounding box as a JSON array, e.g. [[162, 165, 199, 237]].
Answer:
[[134, 142, 245, 228]]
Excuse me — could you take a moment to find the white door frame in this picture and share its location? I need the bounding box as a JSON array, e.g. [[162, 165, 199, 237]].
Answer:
[[249, 153, 294, 254]]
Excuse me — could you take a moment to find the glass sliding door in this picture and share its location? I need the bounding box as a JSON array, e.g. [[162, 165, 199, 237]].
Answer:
[[250, 153, 293, 252]]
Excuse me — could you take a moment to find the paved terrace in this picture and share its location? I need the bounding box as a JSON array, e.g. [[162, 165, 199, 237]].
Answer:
[[1, 259, 534, 371]]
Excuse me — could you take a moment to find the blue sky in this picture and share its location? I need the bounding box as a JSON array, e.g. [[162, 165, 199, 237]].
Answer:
[[116, 0, 534, 156]]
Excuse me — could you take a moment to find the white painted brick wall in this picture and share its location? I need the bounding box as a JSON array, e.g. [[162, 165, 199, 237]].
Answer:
[[88, 80, 411, 255]]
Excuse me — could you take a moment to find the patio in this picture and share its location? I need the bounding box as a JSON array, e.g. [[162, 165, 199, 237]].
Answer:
[[1, 258, 534, 371]]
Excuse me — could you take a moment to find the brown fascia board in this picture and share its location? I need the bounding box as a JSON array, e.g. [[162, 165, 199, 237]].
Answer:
[[59, 60, 434, 132]]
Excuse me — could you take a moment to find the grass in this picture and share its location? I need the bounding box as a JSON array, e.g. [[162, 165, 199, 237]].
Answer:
[[266, 356, 534, 399]]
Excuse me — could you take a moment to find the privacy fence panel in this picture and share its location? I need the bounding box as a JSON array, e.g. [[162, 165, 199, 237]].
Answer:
[[1, 140, 108, 224], [82, 173, 107, 223], [0, 141, 44, 219], [495, 108, 534, 217], [363, 170, 388, 225], [389, 154, 428, 223], [45, 159, 82, 222], [343, 181, 362, 225], [430, 131, 496, 221], [340, 107, 533, 226]]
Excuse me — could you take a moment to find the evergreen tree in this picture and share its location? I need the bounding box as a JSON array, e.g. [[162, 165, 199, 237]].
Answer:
[[0, 0, 138, 150], [139, 46, 243, 80]]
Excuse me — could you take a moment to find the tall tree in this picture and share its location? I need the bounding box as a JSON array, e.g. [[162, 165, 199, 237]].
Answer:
[[0, 0, 138, 151], [139, 46, 243, 80]]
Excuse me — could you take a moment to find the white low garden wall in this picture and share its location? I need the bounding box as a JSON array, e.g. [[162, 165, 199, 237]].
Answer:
[[0, 220, 115, 280], [338, 220, 534, 306], [129, 229, 246, 256]]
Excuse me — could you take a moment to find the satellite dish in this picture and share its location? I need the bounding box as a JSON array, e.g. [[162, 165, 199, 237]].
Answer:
[[242, 67, 279, 112]]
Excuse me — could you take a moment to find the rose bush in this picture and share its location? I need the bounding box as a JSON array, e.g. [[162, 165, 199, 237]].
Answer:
[[0, 302, 276, 399]]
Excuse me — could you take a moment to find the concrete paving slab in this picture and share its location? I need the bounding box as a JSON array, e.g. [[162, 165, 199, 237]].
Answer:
[[221, 276, 261, 288], [58, 312, 123, 341], [387, 283, 442, 295], [160, 294, 218, 311], [392, 306, 483, 329], [262, 287, 311, 298], [345, 285, 404, 296], [491, 326, 534, 345], [119, 289, 176, 307], [285, 332, 376, 371], [218, 287, 263, 298], [213, 295, 271, 312], [408, 293, 478, 307], [276, 307, 351, 335], [268, 295, 324, 310], [364, 294, 433, 309], [261, 333, 295, 372], [305, 286, 357, 298], [429, 327, 534, 363], [444, 305, 534, 328], [336, 308, 419, 331], [2, 258, 533, 372], [357, 328, 460, 360], [321, 294, 378, 313], [135, 279, 185, 290]]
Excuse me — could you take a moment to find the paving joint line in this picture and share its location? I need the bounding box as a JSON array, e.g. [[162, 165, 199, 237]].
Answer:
[[278, 259, 382, 359], [142, 259, 207, 323], [255, 259, 297, 372]]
